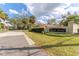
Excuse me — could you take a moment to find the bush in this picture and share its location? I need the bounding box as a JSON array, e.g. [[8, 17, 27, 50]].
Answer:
[[0, 23, 4, 29], [9, 27, 14, 30], [30, 28, 44, 33]]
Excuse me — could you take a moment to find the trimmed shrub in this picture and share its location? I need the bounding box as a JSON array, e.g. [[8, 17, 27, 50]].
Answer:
[[30, 28, 44, 33]]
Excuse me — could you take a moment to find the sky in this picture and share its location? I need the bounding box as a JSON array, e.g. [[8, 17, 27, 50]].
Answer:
[[0, 3, 32, 18], [0, 3, 79, 24]]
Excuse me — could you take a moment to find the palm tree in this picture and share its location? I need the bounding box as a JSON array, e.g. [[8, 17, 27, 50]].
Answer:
[[28, 15, 36, 29], [0, 8, 9, 30], [29, 15, 36, 24], [0, 8, 8, 20]]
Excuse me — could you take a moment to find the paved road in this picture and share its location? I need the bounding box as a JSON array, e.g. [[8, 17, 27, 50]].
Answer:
[[0, 31, 48, 56]]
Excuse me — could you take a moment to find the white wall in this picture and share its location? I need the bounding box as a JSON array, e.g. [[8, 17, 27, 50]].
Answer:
[[68, 21, 73, 34], [68, 21, 79, 34], [73, 23, 79, 34]]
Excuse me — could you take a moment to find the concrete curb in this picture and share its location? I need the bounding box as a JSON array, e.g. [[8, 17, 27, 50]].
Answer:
[[23, 33, 35, 45]]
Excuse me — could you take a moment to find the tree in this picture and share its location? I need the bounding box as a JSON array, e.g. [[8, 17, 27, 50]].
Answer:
[[0, 8, 8, 20], [28, 15, 36, 30], [47, 18, 56, 25], [29, 15, 36, 24], [60, 14, 79, 26], [0, 8, 9, 30], [10, 15, 36, 30], [22, 17, 29, 29], [67, 12, 71, 16], [10, 15, 30, 30], [10, 19, 18, 29]]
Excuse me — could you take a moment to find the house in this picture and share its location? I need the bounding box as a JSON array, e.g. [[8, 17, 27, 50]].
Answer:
[[0, 18, 13, 30], [39, 21, 79, 34], [39, 23, 67, 33]]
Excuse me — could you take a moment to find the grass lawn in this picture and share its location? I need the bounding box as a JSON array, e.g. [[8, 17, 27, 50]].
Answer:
[[25, 31, 79, 56], [0, 29, 3, 32]]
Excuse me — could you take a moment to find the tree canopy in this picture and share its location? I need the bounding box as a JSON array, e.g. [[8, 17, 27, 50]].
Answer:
[[47, 18, 56, 25], [60, 13, 79, 26], [0, 8, 8, 20]]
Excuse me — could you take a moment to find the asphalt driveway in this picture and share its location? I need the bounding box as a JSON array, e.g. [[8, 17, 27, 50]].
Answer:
[[0, 31, 47, 56]]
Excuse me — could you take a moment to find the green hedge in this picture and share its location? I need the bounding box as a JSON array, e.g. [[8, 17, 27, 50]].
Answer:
[[30, 28, 44, 33]]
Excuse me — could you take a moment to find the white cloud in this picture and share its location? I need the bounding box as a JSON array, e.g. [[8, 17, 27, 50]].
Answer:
[[53, 3, 72, 15], [20, 9, 28, 16], [66, 6, 79, 12], [26, 3, 79, 16], [26, 3, 79, 24], [37, 20, 46, 24], [42, 15, 54, 20], [41, 16, 50, 20], [26, 3, 63, 16], [9, 9, 19, 14], [62, 3, 79, 14], [25, 3, 66, 24], [0, 3, 5, 5], [37, 15, 55, 24], [53, 7, 66, 15], [26, 3, 34, 14]]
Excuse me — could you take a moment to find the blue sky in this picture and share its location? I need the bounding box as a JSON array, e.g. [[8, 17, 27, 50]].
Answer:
[[0, 3, 79, 24], [0, 3, 32, 18]]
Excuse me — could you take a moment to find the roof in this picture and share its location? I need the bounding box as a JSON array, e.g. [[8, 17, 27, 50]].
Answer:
[[46, 24, 67, 29], [39, 24, 67, 29]]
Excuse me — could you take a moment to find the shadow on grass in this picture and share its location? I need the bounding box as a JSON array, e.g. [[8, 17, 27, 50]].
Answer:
[[45, 33, 74, 37], [0, 43, 79, 55], [41, 43, 79, 48], [0, 43, 79, 51]]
